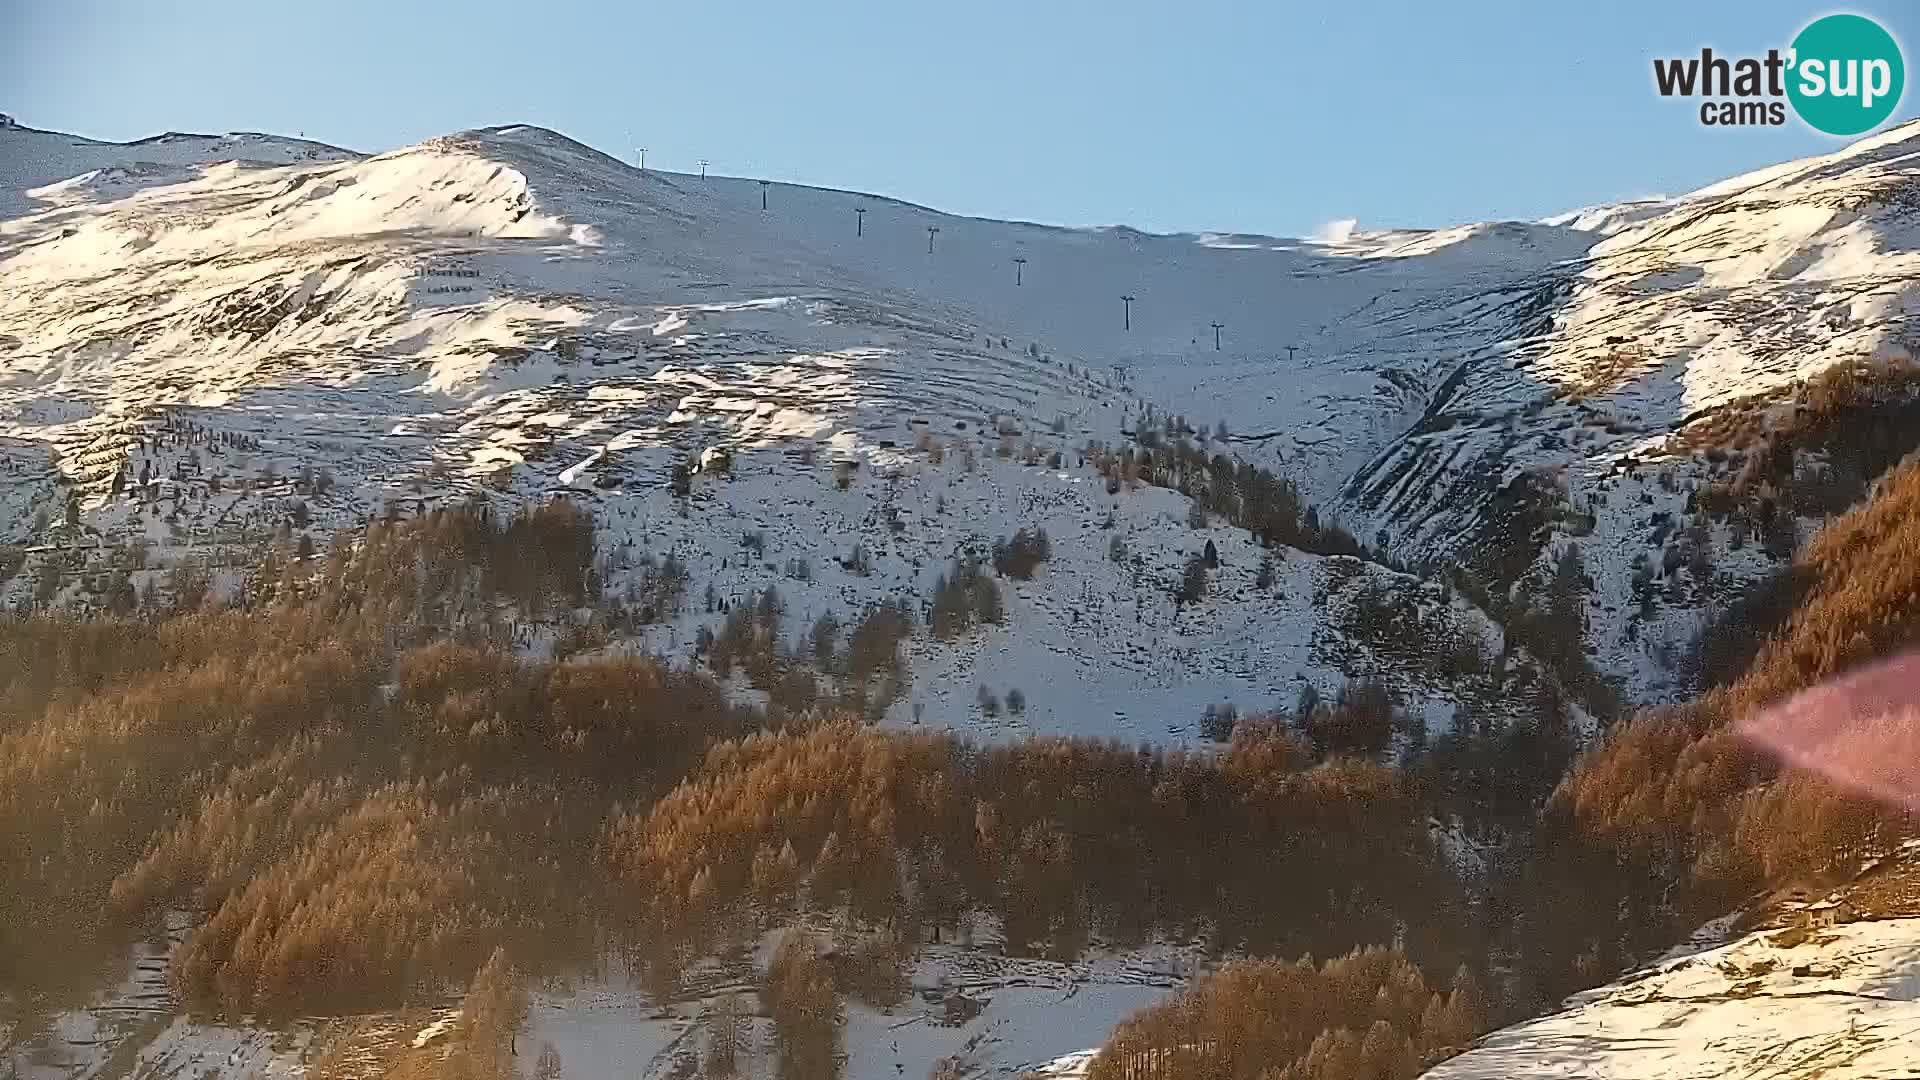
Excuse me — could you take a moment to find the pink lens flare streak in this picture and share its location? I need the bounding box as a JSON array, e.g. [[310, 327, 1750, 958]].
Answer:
[[1736, 650, 1920, 811]]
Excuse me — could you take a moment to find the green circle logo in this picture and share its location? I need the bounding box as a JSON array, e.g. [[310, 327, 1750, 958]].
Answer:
[[1788, 14, 1905, 135]]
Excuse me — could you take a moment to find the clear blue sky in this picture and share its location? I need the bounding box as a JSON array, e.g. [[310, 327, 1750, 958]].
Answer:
[[7, 1, 1919, 237]]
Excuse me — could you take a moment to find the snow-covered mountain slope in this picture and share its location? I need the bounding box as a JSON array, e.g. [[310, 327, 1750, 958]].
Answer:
[[1351, 119, 1920, 553], [9, 116, 1920, 711], [0, 120, 1548, 738], [508, 934, 1197, 1080], [0, 118, 1590, 507], [1540, 197, 1675, 237], [1345, 120, 1920, 698], [1426, 843, 1920, 1079], [0, 120, 353, 219], [1430, 918, 1920, 1078], [15, 112, 1920, 1080], [2, 914, 1197, 1080]]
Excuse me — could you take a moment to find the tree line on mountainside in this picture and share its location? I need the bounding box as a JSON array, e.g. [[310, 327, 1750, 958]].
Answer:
[[0, 490, 1546, 1078], [11, 415, 1920, 1079], [1100, 405, 1920, 1076]]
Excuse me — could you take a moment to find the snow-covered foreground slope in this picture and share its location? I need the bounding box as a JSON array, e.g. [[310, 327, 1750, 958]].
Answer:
[[512, 938, 1196, 1080], [1426, 915, 1920, 1078], [1426, 842, 1920, 1078], [0, 913, 328, 1079], [2, 916, 1195, 1080]]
